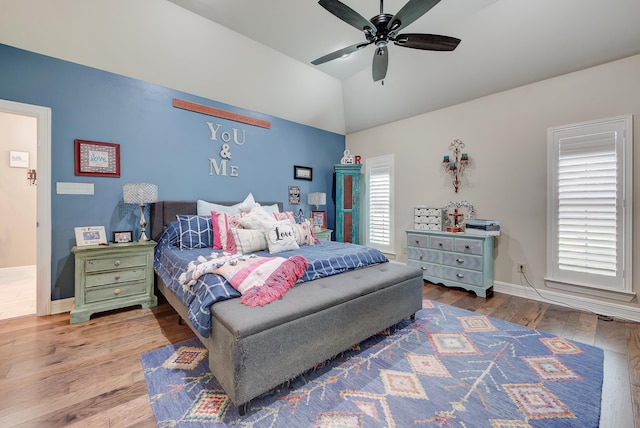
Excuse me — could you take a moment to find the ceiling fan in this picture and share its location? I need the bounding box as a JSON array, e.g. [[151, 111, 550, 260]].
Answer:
[[311, 0, 461, 82]]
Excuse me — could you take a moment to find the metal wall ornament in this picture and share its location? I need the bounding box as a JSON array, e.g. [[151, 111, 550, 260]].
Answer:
[[442, 139, 470, 193]]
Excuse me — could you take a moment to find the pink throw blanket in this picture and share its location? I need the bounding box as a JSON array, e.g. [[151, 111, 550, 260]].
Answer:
[[179, 254, 308, 306]]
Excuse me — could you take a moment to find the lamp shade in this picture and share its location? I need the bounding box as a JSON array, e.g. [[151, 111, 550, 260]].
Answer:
[[123, 183, 158, 205], [308, 192, 326, 208]]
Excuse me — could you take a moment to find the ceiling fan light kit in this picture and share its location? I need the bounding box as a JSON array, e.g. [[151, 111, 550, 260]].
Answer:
[[312, 0, 461, 82]]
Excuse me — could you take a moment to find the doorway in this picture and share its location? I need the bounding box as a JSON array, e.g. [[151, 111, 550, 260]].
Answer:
[[0, 99, 51, 318]]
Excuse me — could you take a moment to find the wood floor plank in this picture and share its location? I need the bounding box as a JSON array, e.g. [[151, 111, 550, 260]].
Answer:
[[0, 284, 637, 427]]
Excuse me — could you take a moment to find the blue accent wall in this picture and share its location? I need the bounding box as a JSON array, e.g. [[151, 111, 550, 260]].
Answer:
[[0, 43, 345, 300]]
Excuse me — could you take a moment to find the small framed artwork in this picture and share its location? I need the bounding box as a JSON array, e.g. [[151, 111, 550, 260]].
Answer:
[[112, 230, 133, 243], [9, 151, 30, 168], [311, 210, 327, 229], [294, 165, 312, 181], [74, 139, 121, 177], [288, 185, 301, 204], [74, 226, 108, 247]]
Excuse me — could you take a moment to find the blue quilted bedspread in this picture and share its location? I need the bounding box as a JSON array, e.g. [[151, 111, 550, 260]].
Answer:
[[154, 221, 388, 337]]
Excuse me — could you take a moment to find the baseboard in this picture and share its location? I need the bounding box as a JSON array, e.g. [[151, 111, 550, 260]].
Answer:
[[50, 297, 74, 315], [495, 281, 640, 322]]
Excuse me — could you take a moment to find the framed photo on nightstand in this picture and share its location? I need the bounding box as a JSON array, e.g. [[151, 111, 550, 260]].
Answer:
[[74, 226, 107, 247], [311, 210, 327, 229], [112, 230, 133, 243]]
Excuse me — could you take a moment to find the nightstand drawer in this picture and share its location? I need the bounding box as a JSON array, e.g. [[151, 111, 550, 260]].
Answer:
[[85, 281, 147, 304], [85, 267, 146, 288], [85, 254, 147, 273]]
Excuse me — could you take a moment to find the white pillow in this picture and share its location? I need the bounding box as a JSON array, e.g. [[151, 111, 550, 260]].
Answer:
[[261, 203, 280, 214], [230, 228, 268, 254], [265, 221, 300, 254], [197, 199, 240, 215], [239, 206, 276, 230], [238, 193, 259, 213]]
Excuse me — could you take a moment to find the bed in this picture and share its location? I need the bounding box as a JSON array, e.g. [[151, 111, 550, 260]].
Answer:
[[151, 199, 424, 413]]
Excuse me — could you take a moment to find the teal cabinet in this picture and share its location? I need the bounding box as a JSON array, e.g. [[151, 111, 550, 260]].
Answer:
[[335, 164, 362, 244], [406, 230, 494, 297], [70, 241, 157, 323]]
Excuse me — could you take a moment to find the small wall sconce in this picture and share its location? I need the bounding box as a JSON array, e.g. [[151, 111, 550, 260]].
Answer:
[[123, 183, 158, 241], [442, 139, 470, 193]]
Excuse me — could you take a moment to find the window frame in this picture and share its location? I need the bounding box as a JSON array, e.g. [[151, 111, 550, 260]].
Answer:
[[546, 115, 633, 299], [364, 154, 394, 254]]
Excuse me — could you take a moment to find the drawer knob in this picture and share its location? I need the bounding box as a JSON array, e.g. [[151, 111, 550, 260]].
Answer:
[[419, 255, 423, 260], [438, 243, 443, 247], [114, 288, 121, 295], [421, 266, 427, 271], [114, 260, 121, 266], [114, 274, 121, 281], [456, 258, 464, 264], [456, 273, 464, 278], [465, 245, 470, 249], [415, 240, 419, 244]]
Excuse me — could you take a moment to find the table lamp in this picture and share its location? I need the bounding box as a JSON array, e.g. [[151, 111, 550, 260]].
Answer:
[[308, 192, 326, 210], [123, 183, 158, 241]]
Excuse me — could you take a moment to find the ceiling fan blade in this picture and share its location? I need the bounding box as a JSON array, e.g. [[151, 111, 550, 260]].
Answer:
[[394, 33, 461, 51], [387, 0, 441, 33], [372, 46, 388, 82], [311, 41, 371, 65], [318, 0, 375, 34]]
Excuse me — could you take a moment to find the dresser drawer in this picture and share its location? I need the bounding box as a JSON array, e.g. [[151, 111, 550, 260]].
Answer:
[[454, 238, 483, 255], [85, 281, 147, 304], [430, 236, 453, 251], [407, 233, 429, 248], [407, 247, 440, 264], [85, 254, 147, 273], [441, 252, 483, 271], [441, 267, 483, 286], [407, 260, 441, 278], [85, 267, 147, 288]]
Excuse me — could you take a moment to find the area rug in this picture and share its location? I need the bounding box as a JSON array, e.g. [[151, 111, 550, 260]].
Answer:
[[141, 300, 603, 427]]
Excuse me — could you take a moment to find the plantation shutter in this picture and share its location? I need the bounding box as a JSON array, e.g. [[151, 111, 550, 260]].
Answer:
[[365, 155, 394, 253], [546, 115, 632, 299], [557, 136, 617, 277]]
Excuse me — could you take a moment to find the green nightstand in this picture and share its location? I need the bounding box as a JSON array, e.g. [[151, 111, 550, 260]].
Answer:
[[70, 241, 158, 324], [314, 229, 333, 241]]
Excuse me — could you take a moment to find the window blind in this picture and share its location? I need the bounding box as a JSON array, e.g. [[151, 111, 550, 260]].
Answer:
[[557, 135, 617, 277], [368, 163, 390, 246]]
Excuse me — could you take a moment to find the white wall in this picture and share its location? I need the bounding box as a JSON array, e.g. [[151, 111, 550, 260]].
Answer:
[[347, 54, 640, 302], [0, 0, 346, 135], [0, 112, 37, 267]]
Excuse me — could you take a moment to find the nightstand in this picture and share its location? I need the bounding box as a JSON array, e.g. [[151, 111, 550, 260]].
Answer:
[[70, 241, 158, 324], [314, 228, 333, 241]]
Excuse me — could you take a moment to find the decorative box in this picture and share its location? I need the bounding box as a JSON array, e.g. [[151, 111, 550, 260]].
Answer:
[[414, 206, 445, 231]]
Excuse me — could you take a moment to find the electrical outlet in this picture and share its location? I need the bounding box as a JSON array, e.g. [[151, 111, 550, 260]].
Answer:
[[518, 264, 526, 273]]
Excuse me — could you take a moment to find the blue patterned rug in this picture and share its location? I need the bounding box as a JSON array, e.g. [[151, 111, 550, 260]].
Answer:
[[141, 300, 603, 427]]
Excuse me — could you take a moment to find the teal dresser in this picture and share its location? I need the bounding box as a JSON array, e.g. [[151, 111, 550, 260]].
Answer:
[[70, 241, 158, 323], [406, 230, 494, 297], [335, 164, 362, 244]]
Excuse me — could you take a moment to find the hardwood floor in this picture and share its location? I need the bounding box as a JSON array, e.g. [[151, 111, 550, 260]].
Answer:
[[0, 283, 638, 427]]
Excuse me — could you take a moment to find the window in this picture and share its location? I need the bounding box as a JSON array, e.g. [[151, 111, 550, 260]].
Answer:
[[546, 115, 633, 300], [365, 154, 394, 254]]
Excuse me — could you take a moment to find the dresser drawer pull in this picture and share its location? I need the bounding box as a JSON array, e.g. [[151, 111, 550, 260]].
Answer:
[[114, 274, 121, 281], [419, 255, 423, 260], [456, 258, 464, 264], [456, 273, 464, 278], [438, 243, 443, 247], [114, 260, 121, 266], [415, 239, 420, 244], [421, 266, 427, 271], [114, 288, 121, 295], [465, 245, 470, 249]]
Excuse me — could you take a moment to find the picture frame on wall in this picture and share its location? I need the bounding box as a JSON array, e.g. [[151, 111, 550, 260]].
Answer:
[[74, 226, 108, 247], [112, 230, 133, 243], [293, 165, 312, 181], [74, 139, 121, 177], [311, 210, 327, 229], [288, 185, 301, 204]]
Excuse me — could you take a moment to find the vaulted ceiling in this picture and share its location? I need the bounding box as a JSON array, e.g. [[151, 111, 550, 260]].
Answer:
[[170, 0, 640, 133]]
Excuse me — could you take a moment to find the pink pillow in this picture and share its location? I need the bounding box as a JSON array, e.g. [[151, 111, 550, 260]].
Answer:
[[211, 211, 244, 252]]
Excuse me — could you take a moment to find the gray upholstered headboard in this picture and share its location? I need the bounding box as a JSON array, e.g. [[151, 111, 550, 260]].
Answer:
[[150, 200, 283, 242]]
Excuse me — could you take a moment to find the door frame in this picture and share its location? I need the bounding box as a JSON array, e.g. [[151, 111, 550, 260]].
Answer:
[[0, 99, 52, 316]]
